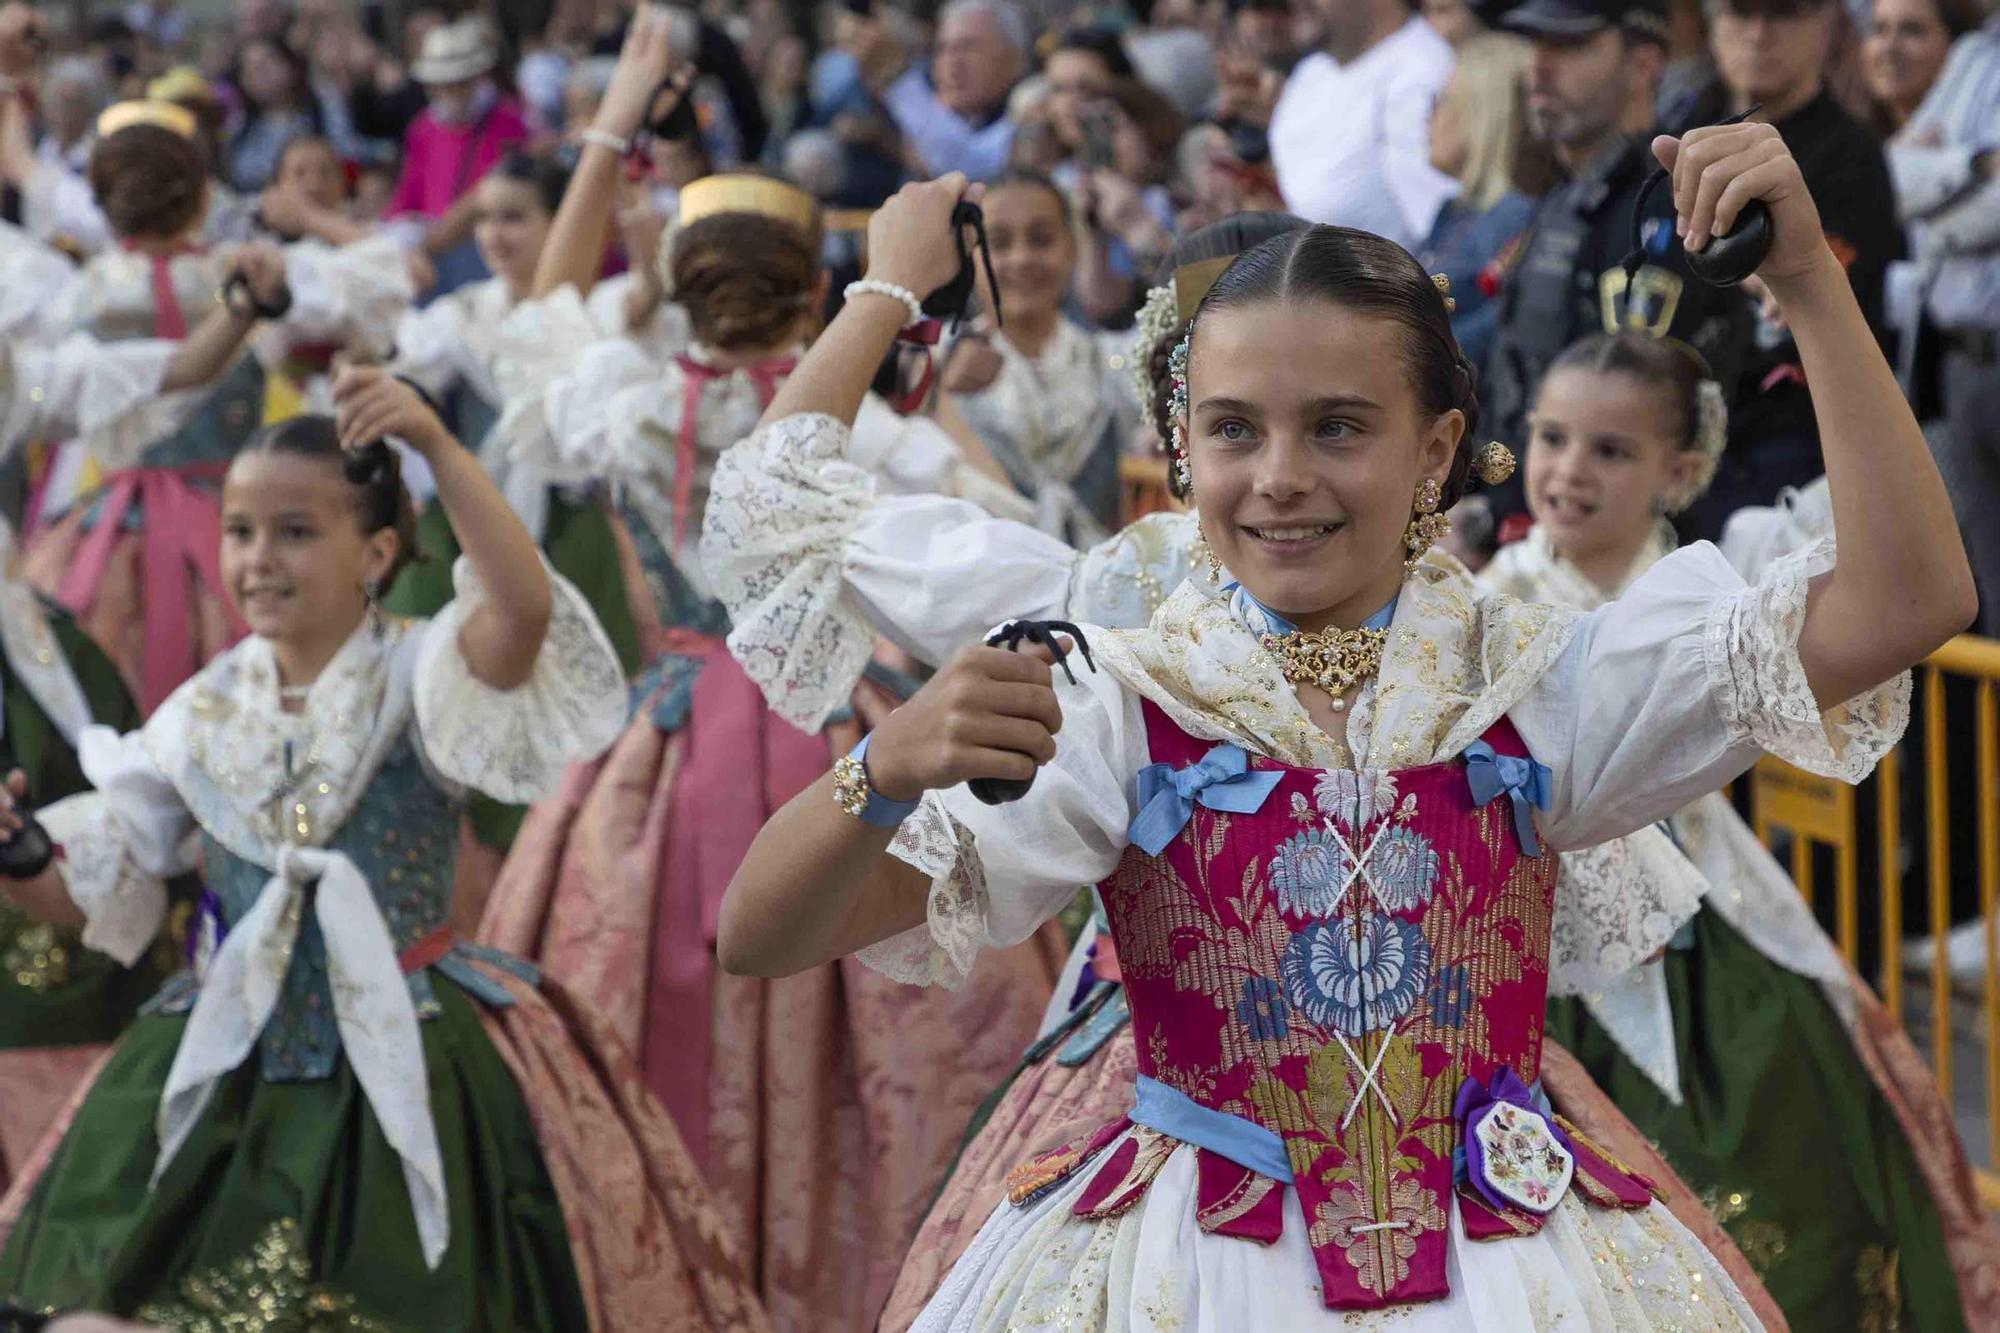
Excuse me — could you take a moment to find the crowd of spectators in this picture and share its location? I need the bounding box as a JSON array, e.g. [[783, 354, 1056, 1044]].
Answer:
[[0, 0, 1995, 624]]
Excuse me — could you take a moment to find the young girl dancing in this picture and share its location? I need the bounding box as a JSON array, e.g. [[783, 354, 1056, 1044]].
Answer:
[[1483, 330, 2000, 1329], [719, 121, 1973, 1328], [0, 376, 763, 1330]]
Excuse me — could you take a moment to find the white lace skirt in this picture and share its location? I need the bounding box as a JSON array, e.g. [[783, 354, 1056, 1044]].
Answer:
[[913, 1131, 1766, 1332]]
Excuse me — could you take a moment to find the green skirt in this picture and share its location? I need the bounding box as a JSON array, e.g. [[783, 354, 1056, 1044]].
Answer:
[[1545, 907, 1963, 1332], [0, 981, 591, 1332], [382, 492, 642, 849]]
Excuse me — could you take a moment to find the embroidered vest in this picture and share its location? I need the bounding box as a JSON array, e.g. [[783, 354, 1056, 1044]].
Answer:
[[148, 728, 530, 1080], [1011, 701, 1655, 1310]]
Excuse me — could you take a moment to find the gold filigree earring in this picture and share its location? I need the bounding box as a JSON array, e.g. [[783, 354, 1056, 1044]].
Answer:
[[1404, 477, 1447, 572], [1193, 525, 1222, 581]]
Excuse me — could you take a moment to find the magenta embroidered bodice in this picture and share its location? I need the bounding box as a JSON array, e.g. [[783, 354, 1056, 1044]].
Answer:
[[1008, 700, 1656, 1311]]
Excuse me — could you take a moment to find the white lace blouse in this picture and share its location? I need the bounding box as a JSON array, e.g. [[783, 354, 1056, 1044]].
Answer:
[[36, 559, 626, 1269], [869, 542, 1909, 1005], [704, 411, 1211, 732]]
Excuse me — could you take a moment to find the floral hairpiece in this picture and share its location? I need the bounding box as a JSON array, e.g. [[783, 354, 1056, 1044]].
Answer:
[[1167, 333, 1191, 489], [1133, 279, 1181, 407]]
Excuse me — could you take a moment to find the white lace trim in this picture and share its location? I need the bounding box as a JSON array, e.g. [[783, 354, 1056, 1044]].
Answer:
[[708, 412, 883, 732], [43, 790, 166, 968], [863, 796, 991, 990], [1704, 535, 1910, 783], [1546, 824, 1707, 999], [412, 556, 628, 803]]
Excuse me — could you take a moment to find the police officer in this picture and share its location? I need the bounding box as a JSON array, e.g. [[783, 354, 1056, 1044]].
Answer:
[[1480, 0, 1753, 527]]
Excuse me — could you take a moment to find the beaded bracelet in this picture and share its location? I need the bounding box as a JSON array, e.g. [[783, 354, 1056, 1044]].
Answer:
[[843, 279, 925, 330]]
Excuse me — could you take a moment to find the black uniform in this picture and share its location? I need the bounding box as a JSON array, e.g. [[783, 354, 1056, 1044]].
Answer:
[[1667, 83, 1906, 542], [1481, 134, 1755, 521]]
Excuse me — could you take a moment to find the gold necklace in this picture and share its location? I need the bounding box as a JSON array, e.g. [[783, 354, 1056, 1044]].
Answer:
[[1260, 625, 1388, 713]]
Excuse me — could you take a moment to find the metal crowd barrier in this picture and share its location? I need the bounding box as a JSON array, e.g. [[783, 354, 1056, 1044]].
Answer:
[[1751, 633, 2000, 1206]]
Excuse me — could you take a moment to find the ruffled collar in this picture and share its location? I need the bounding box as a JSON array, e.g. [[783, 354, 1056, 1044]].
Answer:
[[1093, 553, 1582, 772], [142, 614, 423, 868], [1505, 522, 1677, 612]]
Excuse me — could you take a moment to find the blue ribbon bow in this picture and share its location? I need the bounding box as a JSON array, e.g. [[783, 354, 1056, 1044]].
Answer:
[[1128, 743, 1284, 855], [1464, 741, 1553, 857]]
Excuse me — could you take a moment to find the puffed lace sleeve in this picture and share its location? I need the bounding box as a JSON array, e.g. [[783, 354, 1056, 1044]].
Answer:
[[862, 660, 1143, 988], [1515, 538, 1908, 851], [1, 334, 177, 459], [706, 411, 1084, 731], [276, 234, 416, 357], [411, 556, 628, 803], [388, 291, 467, 401], [39, 724, 198, 966]]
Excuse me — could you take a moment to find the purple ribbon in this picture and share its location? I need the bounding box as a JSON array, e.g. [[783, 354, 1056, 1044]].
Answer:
[[185, 886, 229, 971], [1453, 1067, 1574, 1215]]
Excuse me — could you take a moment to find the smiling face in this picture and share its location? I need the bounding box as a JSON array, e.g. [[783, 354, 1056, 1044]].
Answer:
[[221, 451, 399, 649], [983, 180, 1076, 322], [1866, 0, 1954, 118], [1525, 366, 1696, 576], [1183, 300, 1460, 630], [473, 172, 553, 294]]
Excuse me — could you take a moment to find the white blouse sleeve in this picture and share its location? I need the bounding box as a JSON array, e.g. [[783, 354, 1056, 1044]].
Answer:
[[1, 334, 177, 458], [411, 556, 628, 803], [278, 234, 416, 357], [38, 725, 198, 966], [705, 411, 1100, 732], [19, 163, 111, 256], [0, 222, 83, 340], [863, 662, 1143, 988], [388, 295, 467, 401], [1516, 538, 1908, 851]]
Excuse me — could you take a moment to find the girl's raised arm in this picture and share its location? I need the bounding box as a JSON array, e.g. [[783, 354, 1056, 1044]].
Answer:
[[757, 175, 981, 431], [1665, 123, 1976, 707], [331, 367, 552, 688], [531, 8, 681, 302]]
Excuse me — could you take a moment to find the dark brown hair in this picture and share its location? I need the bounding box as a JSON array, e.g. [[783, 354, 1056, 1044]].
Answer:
[[670, 211, 822, 351], [237, 415, 424, 587], [1545, 331, 1714, 453], [1146, 211, 1311, 497], [88, 124, 207, 240], [1192, 225, 1485, 506]]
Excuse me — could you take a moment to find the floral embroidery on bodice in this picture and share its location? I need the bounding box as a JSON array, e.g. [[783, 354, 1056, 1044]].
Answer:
[[1078, 701, 1581, 1308]]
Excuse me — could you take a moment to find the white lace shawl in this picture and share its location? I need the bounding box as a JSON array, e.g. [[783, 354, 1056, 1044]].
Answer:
[[703, 410, 1210, 732], [868, 541, 1908, 998], [41, 556, 626, 966], [949, 322, 1136, 544], [390, 275, 517, 408]]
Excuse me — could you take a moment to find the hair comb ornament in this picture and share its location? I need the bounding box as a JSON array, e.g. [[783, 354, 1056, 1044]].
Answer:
[[0, 796, 54, 881], [96, 99, 199, 140], [1432, 272, 1457, 314], [1166, 335, 1192, 489], [969, 621, 1096, 805], [1473, 441, 1516, 487], [1624, 105, 1772, 289]]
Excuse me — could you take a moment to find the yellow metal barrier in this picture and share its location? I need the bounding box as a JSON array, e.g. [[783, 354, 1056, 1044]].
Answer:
[[1748, 632, 2000, 1205]]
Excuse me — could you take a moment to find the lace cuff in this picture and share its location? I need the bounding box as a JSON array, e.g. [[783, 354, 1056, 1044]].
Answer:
[[40, 724, 192, 967], [412, 556, 628, 803], [1704, 536, 1911, 782], [860, 797, 991, 989], [708, 412, 883, 732], [1546, 825, 1706, 998]]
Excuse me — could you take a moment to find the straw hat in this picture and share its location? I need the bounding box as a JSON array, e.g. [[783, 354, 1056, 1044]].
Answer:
[[410, 18, 498, 86]]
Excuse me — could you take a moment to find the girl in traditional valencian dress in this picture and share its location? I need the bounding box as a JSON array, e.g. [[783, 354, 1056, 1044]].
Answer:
[[937, 171, 1140, 545], [0, 99, 410, 713], [0, 276, 289, 1189], [718, 120, 1974, 1328], [705, 212, 1781, 1330], [1480, 330, 2000, 1329], [460, 21, 1065, 1329], [0, 373, 764, 1331]]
